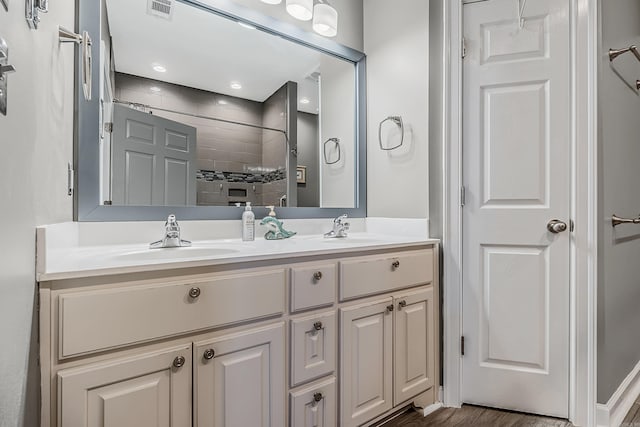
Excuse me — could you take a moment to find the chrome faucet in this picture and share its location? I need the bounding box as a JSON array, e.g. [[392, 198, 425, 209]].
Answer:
[[324, 214, 350, 238], [150, 215, 192, 248]]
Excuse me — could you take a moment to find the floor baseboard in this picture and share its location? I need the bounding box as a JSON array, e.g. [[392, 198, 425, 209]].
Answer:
[[597, 358, 640, 427]]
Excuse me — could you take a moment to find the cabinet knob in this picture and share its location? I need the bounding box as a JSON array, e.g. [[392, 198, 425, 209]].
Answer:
[[313, 271, 323, 281], [392, 260, 400, 270], [398, 300, 407, 310], [313, 392, 324, 402], [189, 287, 201, 299], [313, 321, 323, 331], [203, 348, 215, 360], [386, 304, 394, 313], [173, 355, 186, 368]]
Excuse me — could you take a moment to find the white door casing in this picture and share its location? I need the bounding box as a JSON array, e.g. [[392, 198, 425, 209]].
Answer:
[[462, 0, 571, 418]]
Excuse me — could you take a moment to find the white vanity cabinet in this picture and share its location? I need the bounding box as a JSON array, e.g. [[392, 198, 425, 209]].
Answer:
[[39, 243, 438, 427], [194, 323, 285, 427]]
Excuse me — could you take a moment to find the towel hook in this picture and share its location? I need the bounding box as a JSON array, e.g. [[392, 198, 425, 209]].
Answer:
[[323, 137, 341, 165], [378, 116, 404, 151]]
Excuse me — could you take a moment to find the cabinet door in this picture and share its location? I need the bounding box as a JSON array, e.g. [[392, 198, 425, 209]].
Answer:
[[194, 323, 285, 427], [290, 377, 337, 427], [57, 344, 192, 427], [394, 287, 435, 405], [340, 298, 393, 427]]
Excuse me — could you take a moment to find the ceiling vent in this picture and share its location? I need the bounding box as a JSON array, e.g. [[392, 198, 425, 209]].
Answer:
[[147, 0, 173, 20]]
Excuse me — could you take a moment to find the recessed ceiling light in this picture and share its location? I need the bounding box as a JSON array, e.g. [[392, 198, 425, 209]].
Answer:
[[218, 99, 228, 105], [300, 97, 310, 104], [150, 86, 162, 93], [261, 0, 281, 3], [152, 64, 167, 73], [238, 21, 256, 30], [230, 82, 242, 90]]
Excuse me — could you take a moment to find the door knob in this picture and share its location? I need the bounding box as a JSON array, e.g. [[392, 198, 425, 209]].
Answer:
[[547, 219, 568, 234]]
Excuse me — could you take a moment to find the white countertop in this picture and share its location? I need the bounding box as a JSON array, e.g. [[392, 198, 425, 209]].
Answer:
[[36, 218, 438, 281]]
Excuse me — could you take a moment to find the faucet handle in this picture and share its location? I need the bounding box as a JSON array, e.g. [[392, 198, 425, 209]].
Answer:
[[334, 214, 348, 224]]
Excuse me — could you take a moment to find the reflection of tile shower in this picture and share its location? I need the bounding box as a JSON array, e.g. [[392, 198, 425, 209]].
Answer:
[[113, 73, 291, 206]]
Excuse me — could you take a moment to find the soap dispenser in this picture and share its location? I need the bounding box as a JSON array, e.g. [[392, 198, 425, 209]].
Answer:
[[242, 202, 255, 241]]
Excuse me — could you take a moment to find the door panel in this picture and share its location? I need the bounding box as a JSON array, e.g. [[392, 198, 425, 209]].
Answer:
[[340, 299, 393, 427], [112, 104, 197, 206], [394, 287, 434, 405], [58, 345, 192, 427], [194, 323, 285, 427], [462, 0, 570, 418]]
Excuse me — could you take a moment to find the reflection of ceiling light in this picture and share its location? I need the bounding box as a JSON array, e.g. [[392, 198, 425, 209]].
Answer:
[[152, 64, 167, 73], [230, 82, 242, 90], [313, 2, 338, 37], [149, 86, 162, 92], [261, 0, 281, 4], [300, 98, 310, 104], [286, 0, 313, 21], [238, 21, 256, 30], [218, 99, 228, 105]]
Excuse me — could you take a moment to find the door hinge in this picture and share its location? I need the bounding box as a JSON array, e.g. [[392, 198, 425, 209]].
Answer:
[[462, 37, 467, 59], [570, 219, 575, 232], [104, 122, 113, 133], [461, 335, 465, 356], [461, 186, 466, 207], [67, 163, 74, 196]]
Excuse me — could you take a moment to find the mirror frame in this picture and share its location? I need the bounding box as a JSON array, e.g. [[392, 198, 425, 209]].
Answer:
[[75, 0, 367, 221]]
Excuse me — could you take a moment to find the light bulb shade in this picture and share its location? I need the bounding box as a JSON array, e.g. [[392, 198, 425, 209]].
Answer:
[[286, 0, 313, 21], [261, 0, 282, 4], [313, 3, 338, 37]]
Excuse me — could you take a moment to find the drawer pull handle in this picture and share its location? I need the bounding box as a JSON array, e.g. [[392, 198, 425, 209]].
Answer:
[[203, 348, 215, 360], [313, 392, 324, 402], [313, 271, 323, 281], [392, 260, 400, 270], [189, 287, 201, 299], [398, 300, 407, 310], [313, 321, 323, 331], [173, 356, 186, 368], [386, 304, 394, 313]]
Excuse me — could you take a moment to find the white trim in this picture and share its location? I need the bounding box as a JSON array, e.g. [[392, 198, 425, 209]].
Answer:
[[595, 359, 640, 427], [442, 0, 598, 425], [421, 402, 444, 418]]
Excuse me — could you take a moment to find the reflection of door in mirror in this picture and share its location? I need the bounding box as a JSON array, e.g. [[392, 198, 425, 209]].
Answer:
[[111, 104, 197, 206]]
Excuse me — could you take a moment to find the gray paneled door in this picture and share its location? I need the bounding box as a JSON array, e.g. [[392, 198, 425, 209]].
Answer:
[[111, 104, 197, 206]]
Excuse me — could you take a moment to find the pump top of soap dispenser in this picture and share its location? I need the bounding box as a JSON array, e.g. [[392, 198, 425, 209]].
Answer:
[[245, 202, 253, 211], [266, 205, 276, 217]]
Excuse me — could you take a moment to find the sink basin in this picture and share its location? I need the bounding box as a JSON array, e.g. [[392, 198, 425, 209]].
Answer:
[[114, 246, 239, 261]]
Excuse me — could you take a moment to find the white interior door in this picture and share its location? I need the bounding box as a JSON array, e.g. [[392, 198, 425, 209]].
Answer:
[[462, 0, 571, 418]]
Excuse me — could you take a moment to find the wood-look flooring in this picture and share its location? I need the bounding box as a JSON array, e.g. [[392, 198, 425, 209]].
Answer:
[[382, 405, 573, 427]]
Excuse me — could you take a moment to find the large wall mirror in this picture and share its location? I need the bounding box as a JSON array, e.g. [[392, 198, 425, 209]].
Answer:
[[76, 0, 366, 221]]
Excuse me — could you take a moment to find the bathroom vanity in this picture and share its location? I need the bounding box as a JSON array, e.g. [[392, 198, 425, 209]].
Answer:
[[36, 220, 439, 427]]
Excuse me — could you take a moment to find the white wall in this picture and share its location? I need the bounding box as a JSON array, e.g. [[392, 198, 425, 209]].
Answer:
[[364, 0, 430, 218], [597, 0, 640, 404], [229, 0, 363, 51], [0, 1, 74, 426]]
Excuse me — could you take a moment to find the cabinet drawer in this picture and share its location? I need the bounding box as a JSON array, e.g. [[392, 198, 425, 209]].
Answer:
[[290, 377, 337, 427], [58, 269, 285, 358], [339, 249, 433, 301], [291, 312, 336, 387], [290, 263, 337, 312]]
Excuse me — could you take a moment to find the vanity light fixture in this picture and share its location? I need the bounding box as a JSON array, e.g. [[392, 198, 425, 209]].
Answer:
[[152, 64, 167, 73], [313, 0, 337, 37], [260, 0, 282, 4], [230, 82, 242, 90], [149, 86, 162, 92], [286, 0, 313, 21]]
